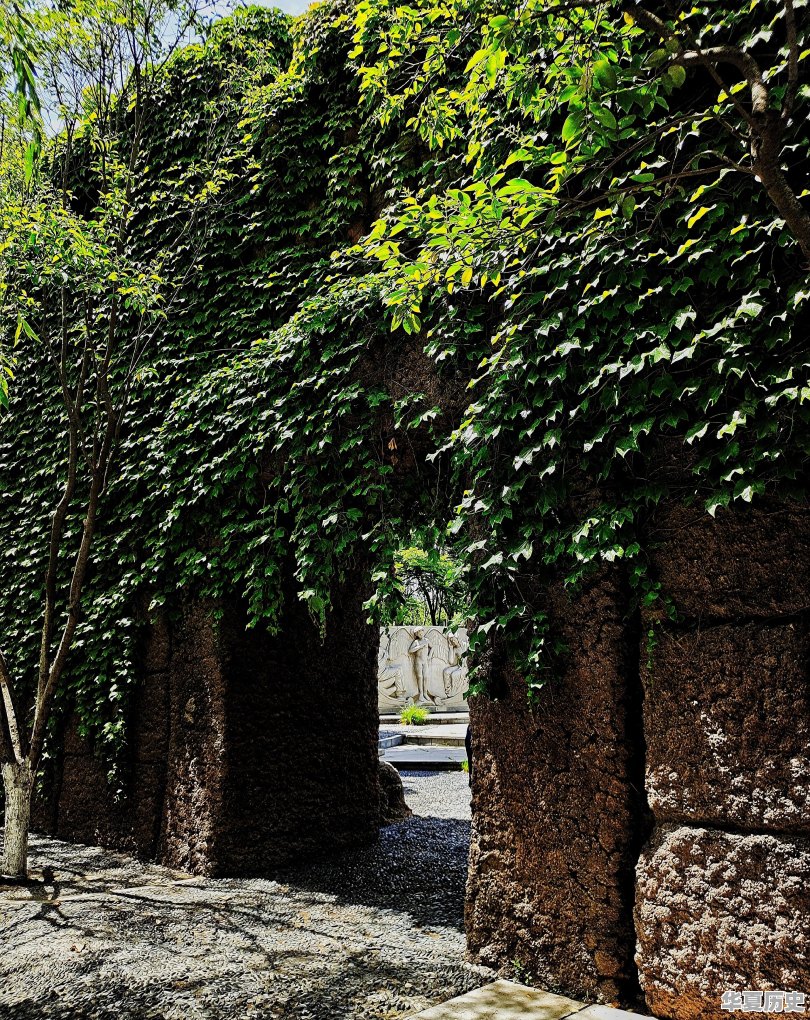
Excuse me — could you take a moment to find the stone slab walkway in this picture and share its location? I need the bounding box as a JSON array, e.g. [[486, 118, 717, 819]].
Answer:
[[409, 980, 643, 1020], [0, 772, 488, 1020], [382, 745, 468, 769]]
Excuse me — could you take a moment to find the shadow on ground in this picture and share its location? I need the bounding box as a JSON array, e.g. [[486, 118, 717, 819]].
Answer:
[[0, 771, 485, 1020], [273, 815, 472, 931]]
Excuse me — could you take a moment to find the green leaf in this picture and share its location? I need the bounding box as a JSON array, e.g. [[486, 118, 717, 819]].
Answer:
[[593, 106, 617, 131], [562, 110, 584, 143], [668, 64, 687, 87], [687, 206, 713, 229], [594, 59, 617, 90]]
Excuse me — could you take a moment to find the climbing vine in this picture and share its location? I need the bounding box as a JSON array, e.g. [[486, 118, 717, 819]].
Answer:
[[1, 0, 808, 789], [348, 0, 810, 681]]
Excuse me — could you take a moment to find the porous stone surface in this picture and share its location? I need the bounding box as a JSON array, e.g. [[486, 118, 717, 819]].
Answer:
[[466, 573, 645, 1006], [43, 663, 173, 857], [648, 503, 810, 621], [212, 567, 380, 874], [34, 563, 382, 876], [379, 759, 413, 824], [159, 601, 228, 872], [643, 618, 810, 833], [635, 826, 810, 1020], [0, 771, 488, 1020]]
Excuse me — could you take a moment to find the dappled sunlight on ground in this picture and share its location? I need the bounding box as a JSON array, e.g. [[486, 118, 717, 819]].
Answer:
[[0, 771, 489, 1020]]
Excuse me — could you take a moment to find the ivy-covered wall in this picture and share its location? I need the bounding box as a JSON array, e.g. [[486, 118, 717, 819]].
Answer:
[[0, 3, 466, 788], [2, 3, 809, 1018], [468, 499, 810, 1017]]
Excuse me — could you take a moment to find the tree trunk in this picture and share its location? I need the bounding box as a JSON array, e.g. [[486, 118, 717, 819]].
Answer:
[[1, 761, 33, 879]]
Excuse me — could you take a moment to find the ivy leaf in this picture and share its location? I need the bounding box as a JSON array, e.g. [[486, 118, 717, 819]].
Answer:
[[668, 64, 686, 87], [562, 110, 584, 143]]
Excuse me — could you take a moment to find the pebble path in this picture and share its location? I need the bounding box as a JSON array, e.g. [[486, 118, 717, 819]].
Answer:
[[0, 771, 491, 1020]]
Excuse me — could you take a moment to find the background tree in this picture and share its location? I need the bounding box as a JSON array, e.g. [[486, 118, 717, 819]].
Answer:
[[0, 0, 219, 879], [385, 546, 468, 626]]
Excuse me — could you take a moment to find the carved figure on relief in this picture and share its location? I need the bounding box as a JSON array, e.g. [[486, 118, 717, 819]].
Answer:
[[378, 629, 414, 701], [408, 628, 432, 704], [443, 631, 467, 699]]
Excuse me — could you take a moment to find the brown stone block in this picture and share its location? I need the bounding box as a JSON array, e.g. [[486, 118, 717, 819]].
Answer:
[[211, 576, 381, 875], [56, 753, 128, 848], [644, 619, 810, 833], [142, 616, 171, 672], [56, 755, 164, 857], [157, 605, 227, 874], [649, 503, 810, 621], [132, 669, 170, 763], [466, 571, 643, 1005], [62, 713, 91, 757], [129, 763, 166, 856], [635, 826, 810, 1020]]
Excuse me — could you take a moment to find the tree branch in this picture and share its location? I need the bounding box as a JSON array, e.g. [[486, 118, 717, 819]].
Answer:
[[626, 2, 810, 265], [38, 295, 80, 702], [0, 649, 24, 765], [679, 46, 768, 116]]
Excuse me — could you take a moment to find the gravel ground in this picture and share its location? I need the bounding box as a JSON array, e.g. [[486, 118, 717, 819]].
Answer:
[[0, 771, 490, 1020]]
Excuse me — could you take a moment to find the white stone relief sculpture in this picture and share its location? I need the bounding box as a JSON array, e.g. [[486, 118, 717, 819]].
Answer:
[[378, 626, 469, 712]]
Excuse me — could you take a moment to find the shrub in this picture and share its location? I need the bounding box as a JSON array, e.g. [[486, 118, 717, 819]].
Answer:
[[400, 704, 430, 726]]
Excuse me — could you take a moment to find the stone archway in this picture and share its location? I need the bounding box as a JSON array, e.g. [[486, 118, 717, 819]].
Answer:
[[35, 559, 381, 876]]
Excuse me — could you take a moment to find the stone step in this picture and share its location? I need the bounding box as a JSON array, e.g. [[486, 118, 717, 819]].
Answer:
[[381, 722, 468, 747], [381, 744, 468, 771], [379, 711, 469, 726], [402, 733, 466, 747], [378, 731, 405, 750], [408, 979, 645, 1020]]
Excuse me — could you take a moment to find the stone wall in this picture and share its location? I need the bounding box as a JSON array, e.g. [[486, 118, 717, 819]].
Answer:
[[467, 573, 647, 1006], [635, 504, 810, 1019], [26, 499, 809, 1019], [465, 502, 810, 1020], [34, 566, 381, 875]]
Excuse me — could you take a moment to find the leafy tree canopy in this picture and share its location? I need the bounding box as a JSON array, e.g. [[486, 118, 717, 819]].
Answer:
[[349, 0, 810, 679], [0, 0, 808, 785]]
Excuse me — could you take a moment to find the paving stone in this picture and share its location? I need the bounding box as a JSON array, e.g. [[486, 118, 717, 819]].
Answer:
[[382, 745, 467, 770], [576, 1005, 641, 1020], [408, 979, 586, 1020]]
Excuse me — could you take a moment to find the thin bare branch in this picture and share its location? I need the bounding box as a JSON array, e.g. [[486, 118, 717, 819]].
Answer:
[[0, 649, 24, 765]]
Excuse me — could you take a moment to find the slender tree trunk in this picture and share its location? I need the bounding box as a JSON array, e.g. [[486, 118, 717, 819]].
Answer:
[[1, 761, 33, 879]]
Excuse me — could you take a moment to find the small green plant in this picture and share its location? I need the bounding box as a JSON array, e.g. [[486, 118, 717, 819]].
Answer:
[[460, 760, 469, 773], [400, 704, 430, 725], [512, 958, 532, 986]]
